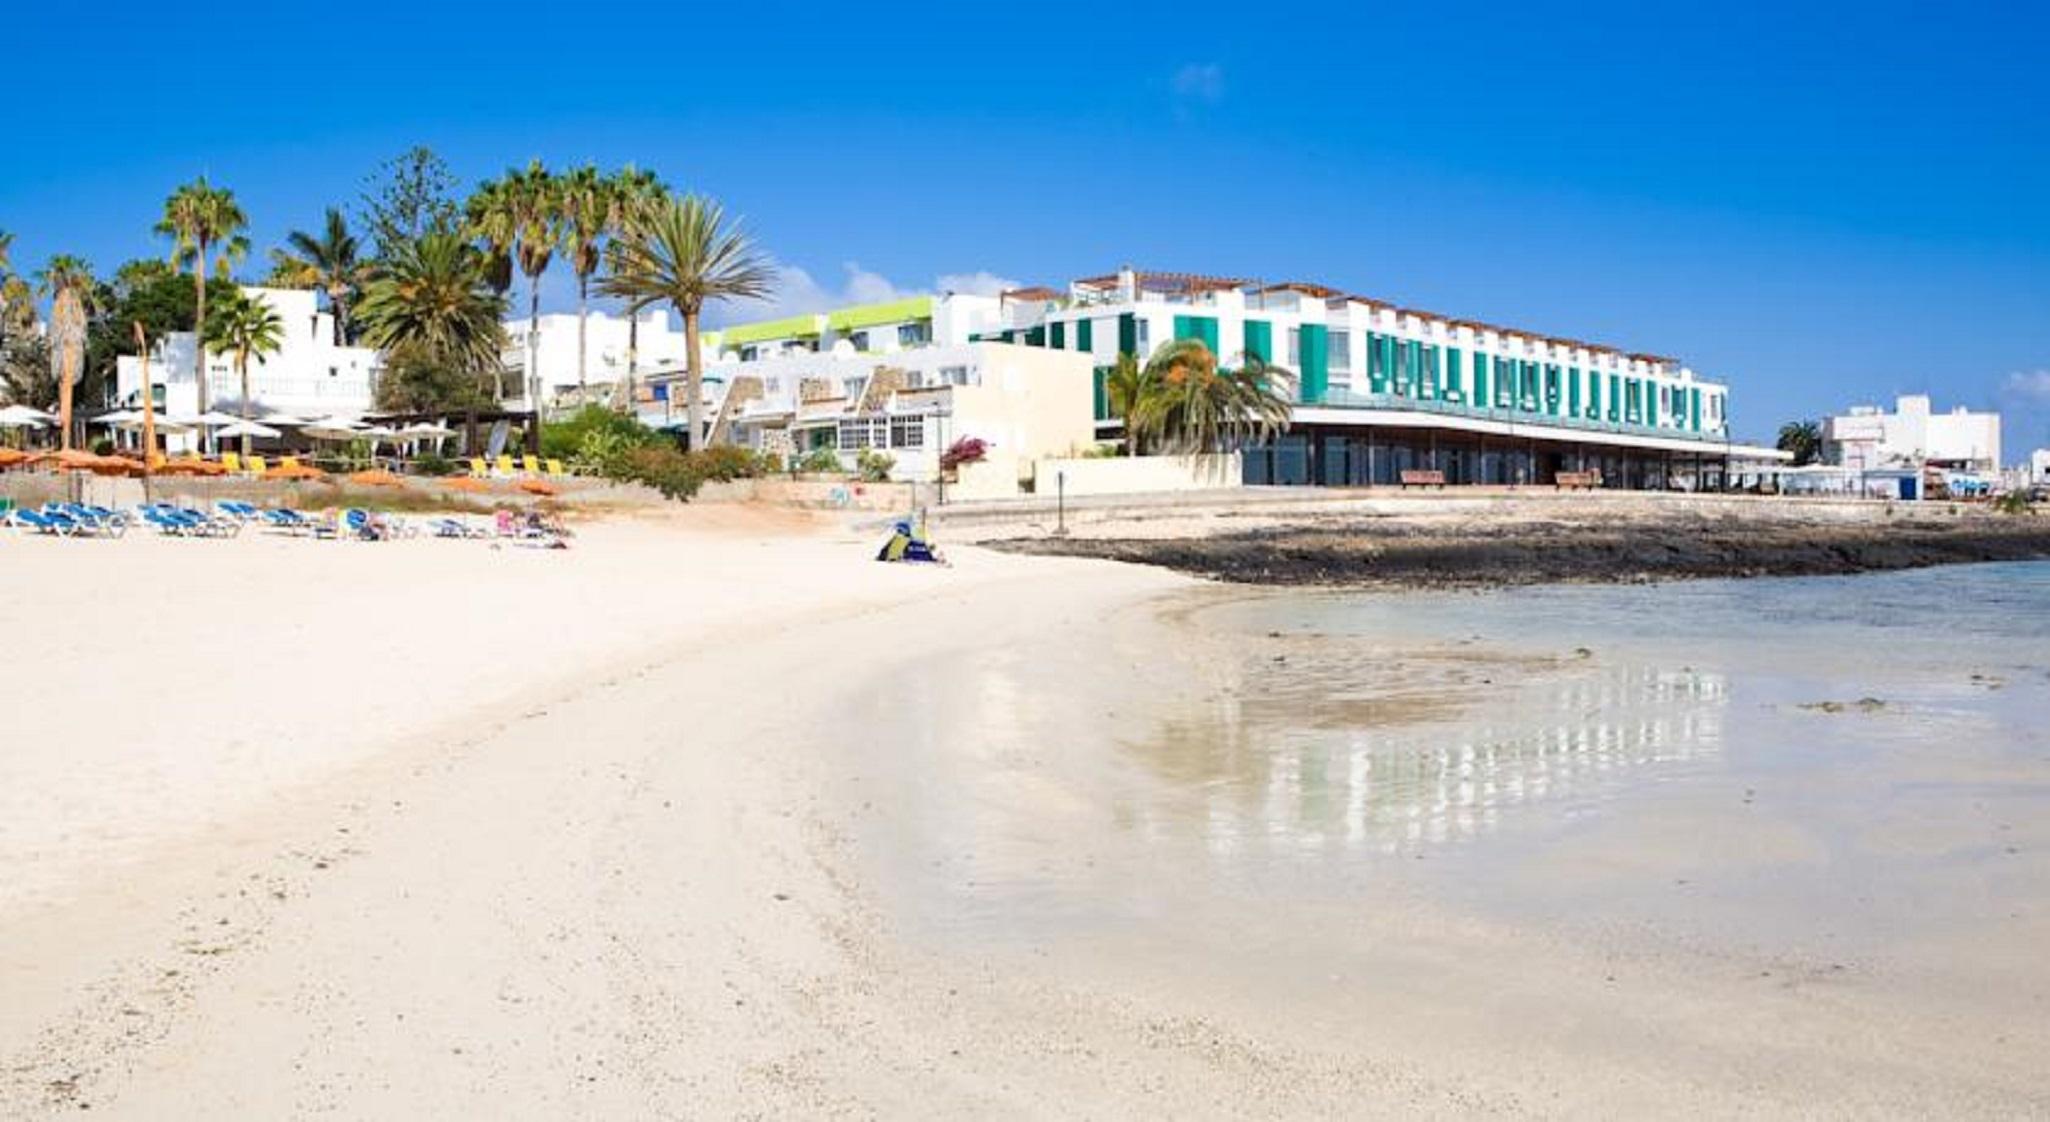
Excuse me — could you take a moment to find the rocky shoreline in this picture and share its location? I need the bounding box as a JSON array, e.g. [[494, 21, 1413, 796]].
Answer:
[[996, 514, 2050, 588]]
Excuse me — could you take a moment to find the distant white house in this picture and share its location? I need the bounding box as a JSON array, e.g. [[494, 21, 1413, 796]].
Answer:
[[2031, 448, 2050, 485], [1822, 394, 2001, 475], [115, 286, 382, 420], [501, 307, 700, 407]]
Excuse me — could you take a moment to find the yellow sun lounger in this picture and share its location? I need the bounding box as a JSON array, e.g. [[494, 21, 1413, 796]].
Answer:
[[495, 454, 516, 476], [521, 454, 542, 475], [221, 451, 242, 473], [469, 456, 489, 477], [282, 455, 303, 470], [545, 458, 566, 476], [247, 454, 270, 474]]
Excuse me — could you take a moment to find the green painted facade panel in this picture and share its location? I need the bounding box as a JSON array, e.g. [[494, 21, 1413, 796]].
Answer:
[[1298, 324, 1330, 404]]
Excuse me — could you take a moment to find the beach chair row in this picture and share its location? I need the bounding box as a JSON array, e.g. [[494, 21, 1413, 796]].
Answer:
[[468, 454, 568, 478], [8, 498, 568, 547]]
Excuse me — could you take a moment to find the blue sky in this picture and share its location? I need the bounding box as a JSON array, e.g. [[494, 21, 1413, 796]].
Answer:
[[5, 0, 2048, 451]]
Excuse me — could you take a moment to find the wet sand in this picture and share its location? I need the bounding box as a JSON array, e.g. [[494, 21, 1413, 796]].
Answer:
[[4, 513, 2047, 1116]]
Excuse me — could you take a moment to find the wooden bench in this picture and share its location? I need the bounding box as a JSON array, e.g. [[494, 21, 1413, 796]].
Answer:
[[1555, 470, 1601, 490], [1399, 470, 1447, 489]]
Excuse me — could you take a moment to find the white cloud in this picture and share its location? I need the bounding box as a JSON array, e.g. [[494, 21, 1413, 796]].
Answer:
[[709, 259, 1020, 326], [1171, 63, 1225, 106], [2000, 369, 2050, 404], [935, 270, 1021, 297]]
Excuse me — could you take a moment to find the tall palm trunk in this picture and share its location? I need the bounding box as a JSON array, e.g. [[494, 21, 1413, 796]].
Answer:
[[329, 284, 348, 345], [625, 313, 639, 404], [576, 274, 588, 398], [193, 247, 210, 413], [527, 276, 541, 412], [683, 308, 704, 450], [238, 348, 254, 457]]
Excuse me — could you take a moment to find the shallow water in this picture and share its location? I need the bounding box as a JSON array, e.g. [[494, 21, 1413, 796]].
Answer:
[[854, 562, 2050, 975]]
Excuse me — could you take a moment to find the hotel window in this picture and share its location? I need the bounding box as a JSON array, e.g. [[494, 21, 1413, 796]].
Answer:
[[889, 416, 925, 449], [1286, 327, 1301, 366], [897, 321, 930, 347], [1327, 330, 1351, 372], [1134, 317, 1151, 355], [937, 365, 975, 387], [740, 345, 759, 362], [1421, 345, 1440, 399], [848, 330, 871, 351], [837, 417, 888, 450]]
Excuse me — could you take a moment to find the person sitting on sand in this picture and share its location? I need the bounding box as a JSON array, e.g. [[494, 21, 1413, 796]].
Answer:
[[876, 518, 944, 565]]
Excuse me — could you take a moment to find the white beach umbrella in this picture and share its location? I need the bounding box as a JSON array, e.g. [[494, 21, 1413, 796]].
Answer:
[[214, 418, 282, 440], [0, 404, 54, 427], [121, 415, 194, 433], [399, 421, 456, 439], [91, 409, 141, 426], [260, 411, 311, 427], [300, 415, 366, 442], [181, 410, 244, 427]]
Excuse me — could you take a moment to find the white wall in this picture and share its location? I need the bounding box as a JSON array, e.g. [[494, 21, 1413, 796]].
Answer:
[[1029, 453, 1243, 497]]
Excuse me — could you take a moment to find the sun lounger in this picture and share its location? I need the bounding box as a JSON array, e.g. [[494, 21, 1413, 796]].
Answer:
[[495, 454, 516, 476], [247, 455, 270, 474], [430, 517, 487, 539], [545, 458, 566, 476], [281, 456, 303, 471], [221, 451, 242, 473], [11, 508, 78, 536], [469, 456, 489, 477], [521, 454, 542, 475]]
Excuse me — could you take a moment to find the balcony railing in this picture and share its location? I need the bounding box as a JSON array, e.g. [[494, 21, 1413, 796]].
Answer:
[[1310, 388, 1729, 443]]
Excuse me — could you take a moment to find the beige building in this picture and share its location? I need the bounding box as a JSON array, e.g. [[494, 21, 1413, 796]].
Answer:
[[649, 342, 1100, 498]]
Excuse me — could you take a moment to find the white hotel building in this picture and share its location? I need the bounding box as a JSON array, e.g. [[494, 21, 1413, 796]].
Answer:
[[115, 286, 381, 421], [985, 267, 1745, 488], [664, 266, 1776, 491]]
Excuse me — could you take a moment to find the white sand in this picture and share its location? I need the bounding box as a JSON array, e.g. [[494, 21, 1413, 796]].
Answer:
[[2, 506, 2045, 1117]]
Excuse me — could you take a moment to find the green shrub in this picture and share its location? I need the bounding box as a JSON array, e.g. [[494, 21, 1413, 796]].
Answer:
[[855, 448, 895, 483], [572, 430, 641, 478], [690, 443, 773, 483], [1993, 490, 2032, 515], [625, 445, 703, 501], [797, 447, 844, 474], [413, 452, 457, 476], [90, 438, 114, 455], [542, 405, 660, 462]]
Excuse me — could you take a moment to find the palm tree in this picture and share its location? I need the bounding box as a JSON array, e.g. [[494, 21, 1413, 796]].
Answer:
[[269, 208, 364, 344], [1129, 339, 1294, 454], [558, 164, 615, 398], [466, 160, 558, 409], [605, 165, 667, 408], [355, 231, 509, 390], [0, 228, 12, 274], [156, 177, 249, 412], [202, 287, 285, 454], [1103, 352, 1158, 455], [598, 194, 775, 448], [0, 230, 18, 350], [1776, 419, 1821, 466], [37, 256, 95, 450]]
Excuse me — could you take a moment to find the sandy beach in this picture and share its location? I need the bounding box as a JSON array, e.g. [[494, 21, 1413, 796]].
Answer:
[[4, 499, 2048, 1117]]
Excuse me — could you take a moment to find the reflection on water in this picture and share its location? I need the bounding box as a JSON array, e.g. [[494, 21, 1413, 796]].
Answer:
[[1125, 662, 1727, 860]]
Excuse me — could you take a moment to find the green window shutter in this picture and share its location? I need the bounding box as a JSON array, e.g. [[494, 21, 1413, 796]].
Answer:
[[1423, 345, 1440, 400], [1568, 367, 1581, 415], [1093, 366, 1109, 421], [1024, 326, 1046, 347], [1117, 313, 1138, 358], [1243, 319, 1272, 363], [1366, 332, 1385, 390], [1447, 348, 1463, 401], [1608, 374, 1619, 421], [1050, 321, 1066, 349], [1298, 324, 1329, 404], [1473, 351, 1488, 405], [1691, 387, 1702, 430], [1076, 317, 1094, 353], [1172, 314, 1220, 354]]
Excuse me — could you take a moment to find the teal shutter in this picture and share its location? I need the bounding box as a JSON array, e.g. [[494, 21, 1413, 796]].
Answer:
[[1117, 314, 1137, 358], [1092, 367, 1109, 420], [1691, 387, 1702, 431], [1447, 347, 1463, 401], [1243, 319, 1272, 363], [1050, 321, 1066, 349], [1473, 351, 1488, 405], [1171, 315, 1219, 354], [1076, 317, 1094, 353], [1025, 326, 1046, 348], [1298, 324, 1329, 404]]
